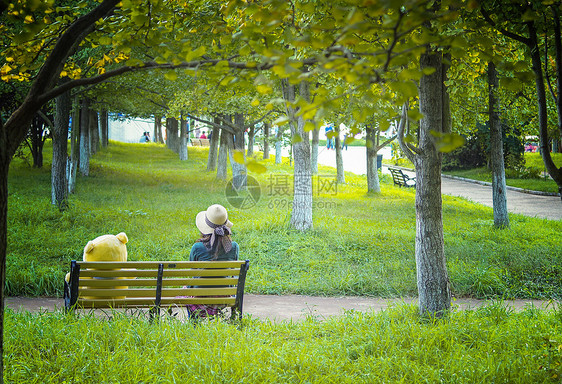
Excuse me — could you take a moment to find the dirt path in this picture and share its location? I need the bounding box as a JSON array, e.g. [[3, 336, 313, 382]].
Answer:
[[5, 295, 557, 322]]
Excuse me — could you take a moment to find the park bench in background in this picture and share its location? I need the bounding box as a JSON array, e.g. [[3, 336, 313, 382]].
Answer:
[[190, 139, 210, 147], [64, 260, 250, 320], [388, 167, 416, 188]]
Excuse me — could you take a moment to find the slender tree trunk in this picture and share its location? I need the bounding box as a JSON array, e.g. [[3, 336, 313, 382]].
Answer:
[[528, 22, 562, 198], [179, 116, 188, 161], [334, 125, 345, 184], [0, 119, 9, 384], [207, 119, 220, 171], [488, 62, 509, 228], [366, 126, 381, 193], [247, 124, 255, 157], [79, 98, 90, 176], [154, 115, 163, 143], [275, 126, 283, 164], [217, 124, 230, 180], [52, 87, 71, 209], [410, 51, 451, 317], [89, 109, 99, 155], [166, 117, 179, 153], [231, 113, 247, 189], [311, 127, 319, 174], [282, 79, 313, 231], [263, 123, 270, 159], [100, 109, 108, 148], [68, 96, 80, 193]]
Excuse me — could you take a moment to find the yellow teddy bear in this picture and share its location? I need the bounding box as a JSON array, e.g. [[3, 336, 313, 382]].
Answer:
[[65, 232, 129, 300]]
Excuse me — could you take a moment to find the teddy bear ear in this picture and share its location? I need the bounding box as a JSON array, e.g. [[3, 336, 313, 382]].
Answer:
[[116, 232, 128, 244], [84, 241, 95, 254]]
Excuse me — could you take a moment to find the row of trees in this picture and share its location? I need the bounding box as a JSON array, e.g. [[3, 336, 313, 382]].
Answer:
[[2, 1, 562, 382]]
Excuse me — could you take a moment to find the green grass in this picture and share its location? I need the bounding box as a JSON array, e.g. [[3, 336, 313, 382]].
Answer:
[[7, 141, 562, 300], [5, 303, 562, 383]]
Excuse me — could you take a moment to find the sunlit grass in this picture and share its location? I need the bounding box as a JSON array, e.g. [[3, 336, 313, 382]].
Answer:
[[5, 303, 562, 383], [7, 141, 562, 299]]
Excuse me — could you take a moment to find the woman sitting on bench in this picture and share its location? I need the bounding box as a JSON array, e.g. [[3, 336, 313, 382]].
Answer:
[[187, 204, 239, 318]]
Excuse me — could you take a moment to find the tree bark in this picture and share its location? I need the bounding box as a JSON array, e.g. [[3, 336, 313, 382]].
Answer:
[[52, 87, 71, 209], [282, 79, 313, 231], [100, 109, 108, 148], [527, 22, 562, 198], [263, 123, 270, 159], [154, 115, 163, 143], [334, 125, 345, 184], [366, 126, 381, 193], [275, 126, 283, 164], [488, 62, 509, 228], [247, 124, 255, 157], [217, 122, 231, 180], [79, 98, 90, 176], [0, 119, 8, 384], [166, 117, 179, 153], [310, 127, 319, 174], [231, 113, 247, 189], [179, 116, 188, 161], [68, 96, 80, 194], [89, 109, 99, 155], [207, 119, 220, 171], [398, 52, 451, 317]]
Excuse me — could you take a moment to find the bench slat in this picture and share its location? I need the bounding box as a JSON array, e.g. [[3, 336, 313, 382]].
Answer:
[[76, 297, 236, 308], [78, 278, 239, 287], [79, 287, 237, 297], [77, 261, 246, 269], [79, 269, 241, 278]]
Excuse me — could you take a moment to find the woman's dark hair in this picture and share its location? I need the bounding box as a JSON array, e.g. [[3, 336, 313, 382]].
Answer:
[[198, 233, 231, 260]]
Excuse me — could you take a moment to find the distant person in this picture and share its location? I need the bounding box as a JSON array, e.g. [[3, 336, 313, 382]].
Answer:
[[208, 130, 213, 142], [325, 125, 334, 150], [200, 131, 207, 139], [342, 134, 348, 150], [139, 132, 150, 143]]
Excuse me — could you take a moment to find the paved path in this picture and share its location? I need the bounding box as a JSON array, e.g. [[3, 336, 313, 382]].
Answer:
[[5, 295, 556, 322], [317, 146, 562, 221]]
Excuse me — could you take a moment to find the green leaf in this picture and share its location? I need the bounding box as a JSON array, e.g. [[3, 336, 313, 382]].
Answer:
[[185, 46, 206, 61], [273, 116, 289, 126], [430, 131, 466, 153], [164, 71, 177, 81], [291, 134, 303, 144]]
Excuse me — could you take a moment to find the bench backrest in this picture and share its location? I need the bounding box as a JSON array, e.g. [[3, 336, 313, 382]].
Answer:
[[388, 168, 406, 185], [199, 139, 210, 146], [64, 260, 250, 318], [191, 139, 201, 146]]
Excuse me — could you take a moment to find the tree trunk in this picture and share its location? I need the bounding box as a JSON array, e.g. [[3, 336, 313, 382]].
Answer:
[[366, 126, 381, 193], [166, 117, 179, 153], [89, 109, 99, 155], [154, 115, 163, 143], [247, 124, 255, 157], [217, 125, 230, 180], [100, 109, 108, 148], [30, 114, 45, 168], [68, 96, 80, 193], [231, 113, 247, 189], [0, 120, 9, 384], [282, 79, 313, 231], [263, 123, 270, 159], [179, 116, 188, 160], [207, 119, 220, 171], [52, 87, 71, 209], [335, 125, 345, 184], [79, 98, 90, 176], [413, 51, 451, 316], [275, 126, 283, 164], [528, 22, 562, 198], [488, 62, 509, 228], [311, 127, 319, 174]]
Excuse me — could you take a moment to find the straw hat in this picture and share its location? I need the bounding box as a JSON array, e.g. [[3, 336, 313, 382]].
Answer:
[[195, 204, 233, 235]]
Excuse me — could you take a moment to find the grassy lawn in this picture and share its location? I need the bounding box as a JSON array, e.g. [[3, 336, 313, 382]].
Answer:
[[7, 141, 562, 300], [6, 141, 562, 383]]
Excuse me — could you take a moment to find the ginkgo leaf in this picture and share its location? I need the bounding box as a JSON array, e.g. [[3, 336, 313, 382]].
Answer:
[[233, 150, 245, 164], [246, 160, 267, 174]]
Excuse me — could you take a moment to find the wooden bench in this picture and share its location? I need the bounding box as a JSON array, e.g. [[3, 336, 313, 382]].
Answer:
[[388, 167, 416, 188], [190, 139, 210, 147], [64, 260, 250, 320]]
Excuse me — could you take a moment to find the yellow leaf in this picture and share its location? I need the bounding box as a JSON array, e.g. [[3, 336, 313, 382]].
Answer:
[[233, 150, 245, 164], [97, 67, 105, 75], [256, 84, 273, 94], [251, 98, 260, 107], [246, 160, 267, 174], [24, 15, 34, 24], [164, 71, 177, 81]]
